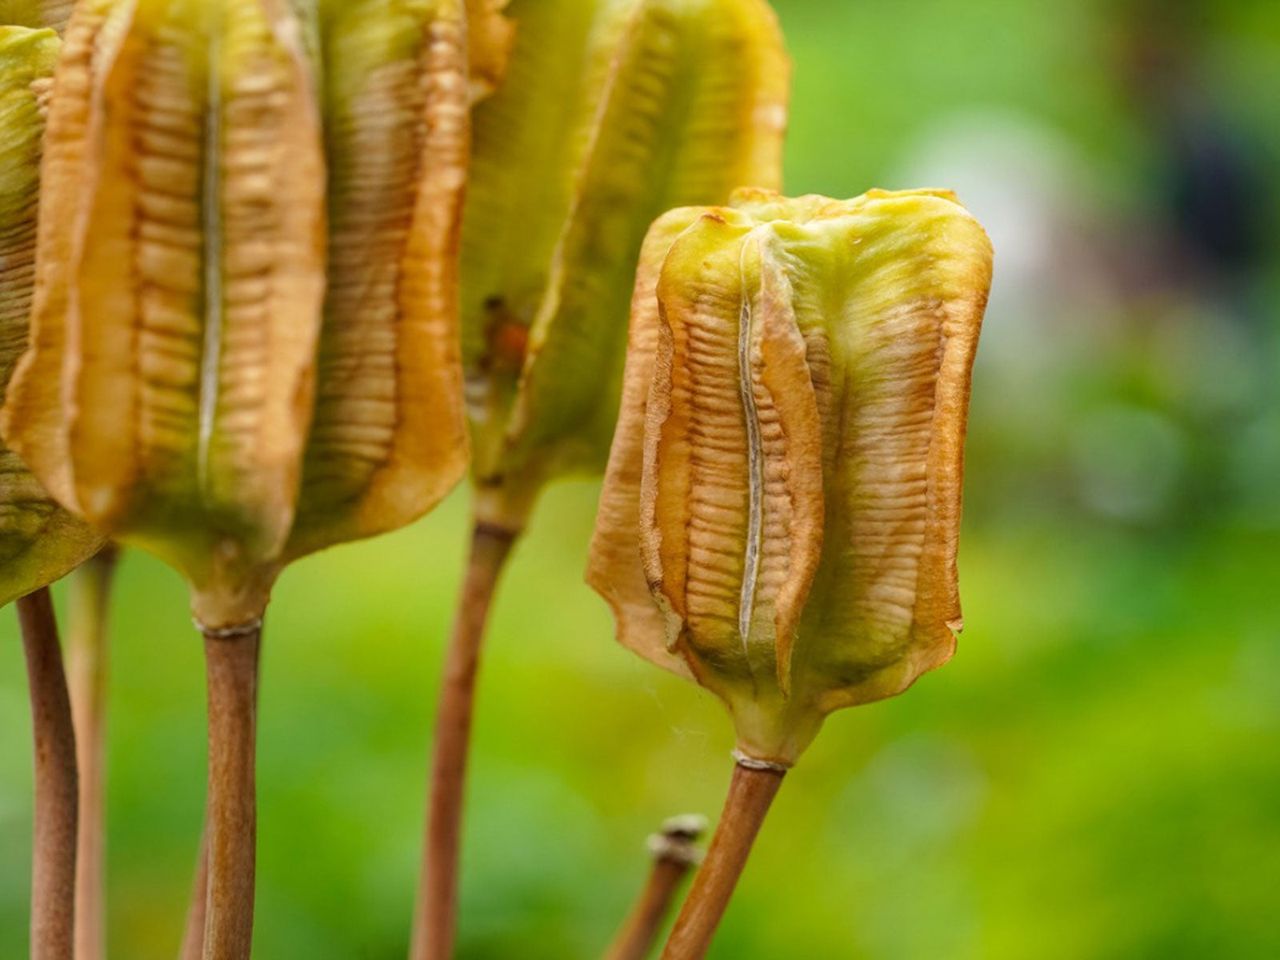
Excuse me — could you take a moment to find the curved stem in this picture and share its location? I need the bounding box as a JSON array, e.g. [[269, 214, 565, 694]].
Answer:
[[200, 624, 261, 960], [410, 523, 517, 960], [67, 546, 119, 960], [604, 816, 707, 960], [660, 763, 785, 960], [19, 587, 79, 960]]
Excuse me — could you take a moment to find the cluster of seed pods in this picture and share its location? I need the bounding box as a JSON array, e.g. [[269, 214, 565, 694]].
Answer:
[[0, 1, 994, 958]]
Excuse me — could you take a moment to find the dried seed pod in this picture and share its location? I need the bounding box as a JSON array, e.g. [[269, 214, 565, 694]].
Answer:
[[0, 0, 470, 626], [0, 25, 102, 608], [0, 1, 74, 32], [461, 0, 789, 530], [589, 189, 994, 764], [1, 0, 329, 627], [287, 0, 470, 561]]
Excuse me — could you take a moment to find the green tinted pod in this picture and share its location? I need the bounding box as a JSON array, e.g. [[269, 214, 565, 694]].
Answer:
[[1, 0, 328, 627], [461, 0, 789, 530], [0, 25, 102, 608], [286, 0, 470, 561], [589, 189, 994, 764]]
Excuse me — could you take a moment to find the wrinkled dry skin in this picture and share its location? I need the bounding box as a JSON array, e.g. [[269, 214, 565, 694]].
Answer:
[[461, 0, 789, 529], [0, 25, 102, 608], [289, 0, 469, 560], [589, 189, 994, 764], [0, 0, 469, 625]]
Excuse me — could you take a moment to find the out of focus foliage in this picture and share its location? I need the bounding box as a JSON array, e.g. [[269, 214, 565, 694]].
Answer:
[[2, 0, 1277, 957]]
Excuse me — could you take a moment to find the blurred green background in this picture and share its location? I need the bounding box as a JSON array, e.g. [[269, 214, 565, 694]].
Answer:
[[3, 0, 1279, 956]]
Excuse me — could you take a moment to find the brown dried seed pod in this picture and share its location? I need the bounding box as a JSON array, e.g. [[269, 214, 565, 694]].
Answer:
[[0, 0, 470, 626], [589, 189, 994, 764]]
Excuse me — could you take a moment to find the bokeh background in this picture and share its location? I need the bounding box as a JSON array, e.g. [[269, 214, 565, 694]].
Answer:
[[3, 0, 1279, 956]]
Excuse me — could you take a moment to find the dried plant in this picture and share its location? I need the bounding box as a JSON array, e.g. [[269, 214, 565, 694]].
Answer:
[[589, 188, 994, 956], [1, 28, 103, 959], [413, 2, 790, 956], [0, 2, 470, 955]]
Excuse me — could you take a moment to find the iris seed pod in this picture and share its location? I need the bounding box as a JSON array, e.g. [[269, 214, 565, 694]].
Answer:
[[589, 189, 994, 765], [461, 0, 788, 530], [0, 25, 102, 608], [0, 0, 469, 628]]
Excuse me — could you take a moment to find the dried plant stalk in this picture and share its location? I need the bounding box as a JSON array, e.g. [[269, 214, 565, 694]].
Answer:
[[413, 524, 516, 960], [201, 624, 260, 960], [660, 765, 783, 960], [605, 815, 707, 960], [18, 587, 79, 960], [66, 545, 118, 960]]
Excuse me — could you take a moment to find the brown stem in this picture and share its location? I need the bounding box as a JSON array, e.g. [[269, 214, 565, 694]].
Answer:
[[181, 625, 262, 960], [67, 546, 119, 960], [604, 816, 707, 960], [200, 624, 261, 960], [177, 830, 208, 960], [660, 763, 785, 960], [410, 523, 517, 960], [19, 587, 79, 960]]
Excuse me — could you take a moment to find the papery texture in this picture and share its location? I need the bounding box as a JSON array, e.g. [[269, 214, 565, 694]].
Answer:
[[0, 25, 102, 608], [2, 0, 471, 623], [461, 0, 789, 524], [289, 0, 469, 559], [1, 0, 328, 624], [589, 189, 993, 763]]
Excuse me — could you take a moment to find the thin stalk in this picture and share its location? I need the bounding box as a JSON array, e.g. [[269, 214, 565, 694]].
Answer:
[[200, 623, 261, 960], [177, 832, 208, 960], [410, 523, 517, 960], [66, 546, 119, 960], [604, 816, 707, 960], [181, 630, 260, 960], [660, 763, 785, 960], [18, 587, 79, 960]]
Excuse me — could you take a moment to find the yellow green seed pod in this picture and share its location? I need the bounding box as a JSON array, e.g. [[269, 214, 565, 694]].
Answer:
[[589, 189, 994, 765], [0, 0, 469, 626], [461, 0, 789, 530], [0, 25, 102, 608], [287, 0, 470, 561]]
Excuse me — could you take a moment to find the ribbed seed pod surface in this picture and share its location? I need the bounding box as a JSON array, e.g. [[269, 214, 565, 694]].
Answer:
[[589, 189, 994, 764], [288, 0, 469, 560], [461, 0, 788, 528], [0, 0, 469, 626], [0, 25, 102, 608]]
